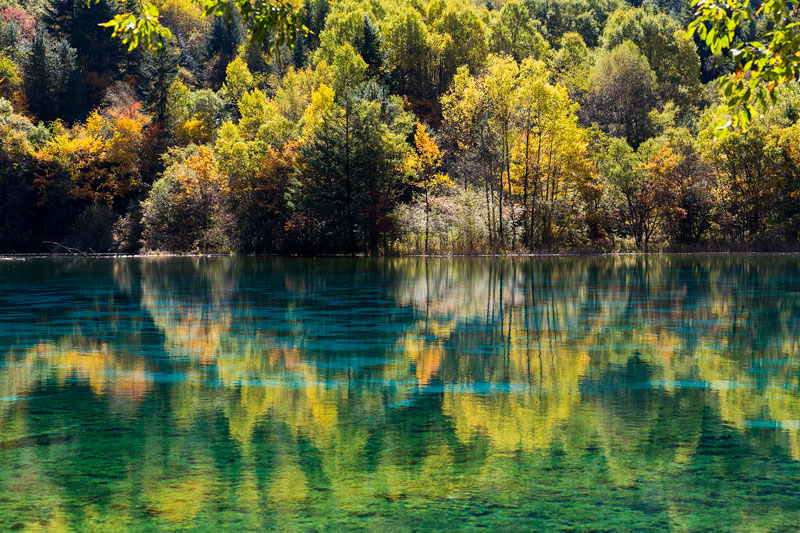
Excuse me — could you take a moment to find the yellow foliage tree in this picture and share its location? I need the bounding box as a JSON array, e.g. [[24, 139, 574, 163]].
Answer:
[[174, 146, 230, 251], [404, 122, 452, 253], [39, 102, 149, 206]]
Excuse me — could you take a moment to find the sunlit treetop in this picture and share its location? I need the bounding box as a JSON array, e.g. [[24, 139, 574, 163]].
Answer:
[[689, 0, 800, 133], [95, 0, 305, 52]]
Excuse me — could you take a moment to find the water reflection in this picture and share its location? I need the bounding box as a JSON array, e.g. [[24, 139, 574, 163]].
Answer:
[[1, 256, 800, 530]]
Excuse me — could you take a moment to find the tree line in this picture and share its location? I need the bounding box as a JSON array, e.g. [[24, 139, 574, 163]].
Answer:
[[0, 0, 799, 254]]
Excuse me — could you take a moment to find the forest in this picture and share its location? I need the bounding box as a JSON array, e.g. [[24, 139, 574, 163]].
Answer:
[[0, 0, 799, 254]]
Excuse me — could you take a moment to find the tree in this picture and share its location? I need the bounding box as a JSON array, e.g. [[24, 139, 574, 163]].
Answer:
[[139, 37, 180, 125], [512, 59, 593, 247], [237, 88, 295, 146], [430, 1, 489, 97], [526, 0, 622, 48], [0, 52, 21, 100], [552, 32, 592, 103], [441, 65, 496, 245], [587, 41, 657, 148], [607, 139, 682, 251], [769, 121, 800, 241], [44, 0, 124, 97], [383, 6, 431, 104], [689, 0, 800, 130], [660, 127, 715, 244], [39, 97, 150, 207], [602, 7, 702, 112], [330, 43, 367, 97], [219, 55, 255, 117], [23, 27, 79, 122], [100, 0, 303, 55], [483, 55, 518, 248], [202, 8, 244, 89], [300, 85, 412, 253], [141, 145, 233, 251], [312, 0, 372, 64], [0, 97, 39, 251], [699, 107, 780, 242], [489, 0, 548, 63], [357, 15, 383, 80], [442, 56, 518, 249], [404, 122, 452, 253], [156, 0, 209, 50]]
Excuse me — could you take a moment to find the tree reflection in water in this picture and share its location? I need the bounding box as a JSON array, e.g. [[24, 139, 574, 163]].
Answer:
[[0, 255, 799, 530]]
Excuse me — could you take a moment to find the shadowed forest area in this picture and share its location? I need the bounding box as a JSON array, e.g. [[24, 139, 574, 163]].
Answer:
[[1, 0, 800, 254]]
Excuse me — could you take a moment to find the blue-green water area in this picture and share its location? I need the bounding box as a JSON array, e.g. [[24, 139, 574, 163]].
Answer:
[[1, 256, 799, 531]]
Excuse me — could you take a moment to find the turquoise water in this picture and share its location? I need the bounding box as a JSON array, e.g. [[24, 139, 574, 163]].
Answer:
[[1, 256, 799, 531]]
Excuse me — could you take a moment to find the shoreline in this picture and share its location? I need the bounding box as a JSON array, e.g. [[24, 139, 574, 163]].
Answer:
[[3, 250, 800, 259]]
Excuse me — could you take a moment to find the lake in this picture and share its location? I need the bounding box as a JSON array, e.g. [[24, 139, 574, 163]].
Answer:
[[1, 255, 799, 531]]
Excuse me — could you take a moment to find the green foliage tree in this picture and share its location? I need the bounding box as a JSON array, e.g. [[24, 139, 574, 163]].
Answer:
[[23, 27, 79, 122], [587, 41, 657, 148], [330, 43, 367, 97], [140, 37, 180, 125], [526, 0, 622, 47], [219, 55, 255, 116], [490, 0, 548, 63], [552, 32, 592, 109], [384, 6, 431, 105], [300, 83, 412, 253], [202, 7, 244, 89], [688, 0, 800, 130], [605, 138, 683, 251], [430, 0, 489, 96], [603, 7, 702, 112]]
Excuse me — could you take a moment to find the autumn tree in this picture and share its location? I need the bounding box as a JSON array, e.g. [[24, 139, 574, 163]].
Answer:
[[608, 139, 682, 251], [512, 59, 593, 247], [142, 145, 233, 251], [219, 55, 256, 117], [404, 122, 452, 253]]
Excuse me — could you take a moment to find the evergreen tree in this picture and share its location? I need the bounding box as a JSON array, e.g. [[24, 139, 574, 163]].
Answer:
[[140, 39, 180, 125], [203, 9, 244, 89], [304, 0, 329, 53], [44, 0, 123, 74], [301, 84, 410, 253], [52, 37, 80, 121], [0, 18, 22, 58], [41, 0, 74, 38], [292, 32, 307, 69], [23, 28, 56, 121], [43, 0, 124, 115], [358, 16, 384, 79], [23, 27, 79, 122]]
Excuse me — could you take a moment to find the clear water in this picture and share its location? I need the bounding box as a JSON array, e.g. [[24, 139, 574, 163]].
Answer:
[[1, 256, 799, 531]]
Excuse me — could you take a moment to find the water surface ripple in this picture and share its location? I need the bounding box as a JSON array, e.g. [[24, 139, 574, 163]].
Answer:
[[1, 256, 799, 531]]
